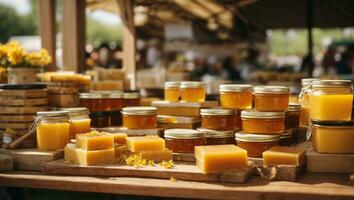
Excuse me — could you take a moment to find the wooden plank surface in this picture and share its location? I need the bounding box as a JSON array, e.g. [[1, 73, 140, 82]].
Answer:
[[307, 150, 354, 173], [0, 154, 13, 172], [42, 159, 254, 183], [0, 98, 47, 106], [0, 171, 353, 200]]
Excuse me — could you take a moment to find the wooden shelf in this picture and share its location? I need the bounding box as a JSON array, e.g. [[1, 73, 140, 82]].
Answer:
[[0, 171, 353, 199]]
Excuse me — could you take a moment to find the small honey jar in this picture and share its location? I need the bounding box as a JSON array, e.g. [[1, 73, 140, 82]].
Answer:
[[164, 129, 204, 153], [201, 108, 238, 131], [122, 107, 157, 129], [180, 81, 206, 102], [241, 110, 285, 134], [164, 82, 180, 102], [219, 84, 253, 109], [253, 85, 290, 112]]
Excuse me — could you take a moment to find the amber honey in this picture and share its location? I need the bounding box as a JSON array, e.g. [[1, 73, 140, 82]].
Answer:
[[235, 132, 280, 158], [285, 103, 300, 130], [201, 109, 237, 130], [164, 129, 204, 153], [299, 78, 319, 127], [164, 82, 180, 102], [122, 107, 157, 129], [62, 108, 91, 139], [123, 92, 140, 107], [89, 111, 110, 128], [180, 82, 206, 102], [253, 86, 290, 112], [241, 110, 285, 134], [198, 128, 235, 145], [219, 84, 253, 109]]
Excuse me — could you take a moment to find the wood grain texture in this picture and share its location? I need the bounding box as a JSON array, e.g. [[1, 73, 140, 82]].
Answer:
[[0, 154, 13, 172], [0, 89, 47, 98], [0, 115, 35, 122], [306, 150, 354, 173], [0, 98, 47, 106], [0, 106, 46, 114], [42, 159, 254, 183], [0, 122, 32, 129], [0, 171, 353, 200]]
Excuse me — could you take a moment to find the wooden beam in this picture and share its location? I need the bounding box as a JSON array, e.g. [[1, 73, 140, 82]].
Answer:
[[117, 0, 136, 90], [62, 0, 86, 72], [38, 0, 56, 71]]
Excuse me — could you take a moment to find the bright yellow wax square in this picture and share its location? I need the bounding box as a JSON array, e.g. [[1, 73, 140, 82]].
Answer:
[[64, 143, 115, 166], [195, 145, 248, 174], [138, 148, 172, 162], [126, 136, 165, 152], [263, 146, 305, 166], [76, 131, 114, 150]]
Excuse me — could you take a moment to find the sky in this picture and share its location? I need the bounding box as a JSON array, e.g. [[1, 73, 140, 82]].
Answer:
[[0, 0, 121, 25]]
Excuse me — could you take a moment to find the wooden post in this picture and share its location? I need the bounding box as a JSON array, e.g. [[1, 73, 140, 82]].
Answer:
[[118, 0, 136, 90], [62, 0, 86, 72], [38, 0, 56, 71]]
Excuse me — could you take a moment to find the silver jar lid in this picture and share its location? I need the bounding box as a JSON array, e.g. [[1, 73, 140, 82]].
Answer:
[[79, 93, 103, 99], [241, 110, 285, 119], [164, 129, 202, 139], [60, 107, 89, 116], [288, 103, 301, 112], [312, 80, 352, 89], [219, 84, 253, 92], [235, 132, 280, 142], [164, 81, 180, 88], [200, 108, 236, 116], [253, 85, 290, 94], [122, 106, 157, 115], [123, 92, 140, 99], [37, 111, 69, 118], [180, 81, 205, 89], [198, 128, 235, 138], [301, 78, 320, 87]]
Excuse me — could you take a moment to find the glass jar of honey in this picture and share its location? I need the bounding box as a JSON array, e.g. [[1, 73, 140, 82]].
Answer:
[[311, 120, 354, 153], [299, 78, 319, 127], [310, 80, 353, 121], [198, 128, 235, 145], [106, 92, 124, 111], [61, 107, 91, 139], [235, 132, 280, 158], [109, 111, 122, 126], [180, 81, 206, 102], [36, 111, 70, 151], [286, 103, 300, 130], [164, 129, 204, 153], [123, 92, 140, 107], [279, 130, 293, 146], [79, 93, 109, 112], [253, 86, 290, 112], [201, 109, 238, 131], [90, 111, 110, 128], [219, 84, 253, 109], [122, 107, 157, 129], [164, 82, 180, 102], [241, 110, 285, 134]]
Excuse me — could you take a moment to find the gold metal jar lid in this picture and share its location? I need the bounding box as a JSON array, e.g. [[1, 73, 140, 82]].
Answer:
[[123, 92, 140, 99], [301, 78, 320, 87], [164, 129, 202, 139], [200, 108, 236, 116], [37, 111, 70, 118], [312, 80, 353, 89], [235, 132, 280, 142], [197, 128, 235, 138], [180, 81, 205, 89], [219, 84, 253, 92], [79, 93, 103, 99], [122, 106, 157, 115], [288, 103, 301, 112], [60, 107, 89, 116], [241, 110, 285, 119], [164, 81, 180, 88], [253, 85, 290, 94], [96, 91, 124, 98]]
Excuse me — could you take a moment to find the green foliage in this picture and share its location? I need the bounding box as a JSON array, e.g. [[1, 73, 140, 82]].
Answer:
[[0, 4, 37, 43]]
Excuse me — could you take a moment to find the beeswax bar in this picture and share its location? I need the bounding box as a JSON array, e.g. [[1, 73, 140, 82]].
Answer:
[[195, 145, 247, 174], [112, 133, 127, 145], [76, 131, 114, 150], [64, 143, 115, 166], [126, 136, 165, 152], [263, 146, 305, 166], [138, 148, 172, 162]]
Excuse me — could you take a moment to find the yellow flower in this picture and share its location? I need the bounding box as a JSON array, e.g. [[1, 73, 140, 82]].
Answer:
[[26, 48, 52, 67], [0, 45, 7, 59], [7, 46, 25, 65]]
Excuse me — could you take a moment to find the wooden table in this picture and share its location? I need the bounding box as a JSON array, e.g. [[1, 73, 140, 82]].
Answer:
[[0, 171, 353, 200]]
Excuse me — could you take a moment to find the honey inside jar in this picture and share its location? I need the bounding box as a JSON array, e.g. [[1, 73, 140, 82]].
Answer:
[[241, 110, 285, 134], [198, 128, 235, 145], [235, 132, 280, 158], [79, 93, 104, 112], [164, 129, 204, 153], [299, 78, 319, 127], [201, 109, 238, 131], [61, 107, 91, 139], [219, 84, 253, 109], [286, 103, 300, 130], [164, 82, 180, 102], [253, 86, 290, 112], [122, 107, 157, 129], [123, 92, 141, 107], [309, 80, 353, 121], [36, 111, 71, 151], [180, 81, 206, 102], [106, 92, 124, 111]]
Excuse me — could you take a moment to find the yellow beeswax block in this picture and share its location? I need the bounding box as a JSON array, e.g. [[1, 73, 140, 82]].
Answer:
[[138, 148, 172, 162], [126, 136, 165, 152], [195, 145, 247, 174], [64, 143, 115, 166], [76, 131, 114, 150], [263, 146, 305, 166], [112, 133, 128, 145]]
